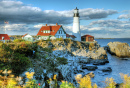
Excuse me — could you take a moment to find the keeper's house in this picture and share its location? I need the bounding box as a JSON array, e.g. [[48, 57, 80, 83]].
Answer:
[[81, 34, 94, 42], [37, 23, 76, 40]]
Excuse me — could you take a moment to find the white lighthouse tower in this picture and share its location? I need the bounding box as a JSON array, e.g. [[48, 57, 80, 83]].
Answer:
[[72, 7, 81, 41]]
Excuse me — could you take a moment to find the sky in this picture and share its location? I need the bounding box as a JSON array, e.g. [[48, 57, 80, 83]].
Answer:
[[0, 0, 130, 38]]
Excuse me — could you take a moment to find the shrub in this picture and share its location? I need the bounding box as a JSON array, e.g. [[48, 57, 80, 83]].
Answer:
[[60, 81, 75, 88], [105, 77, 116, 88], [89, 43, 95, 51], [42, 48, 52, 53], [13, 39, 25, 43], [56, 57, 68, 65], [0, 70, 40, 88], [56, 37, 64, 41], [75, 74, 98, 88], [120, 73, 130, 88]]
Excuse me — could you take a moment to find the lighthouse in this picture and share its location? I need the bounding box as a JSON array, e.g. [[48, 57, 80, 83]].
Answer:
[[72, 7, 81, 41]]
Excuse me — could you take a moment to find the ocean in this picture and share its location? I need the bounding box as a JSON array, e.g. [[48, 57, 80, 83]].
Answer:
[[92, 38, 130, 87]]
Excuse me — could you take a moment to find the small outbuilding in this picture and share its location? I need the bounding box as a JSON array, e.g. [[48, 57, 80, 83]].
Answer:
[[66, 34, 76, 40], [22, 33, 33, 42], [0, 34, 10, 41], [81, 34, 94, 42]]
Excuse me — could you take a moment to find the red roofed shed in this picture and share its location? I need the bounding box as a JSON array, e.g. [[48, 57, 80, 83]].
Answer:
[[81, 34, 94, 42], [0, 34, 10, 40]]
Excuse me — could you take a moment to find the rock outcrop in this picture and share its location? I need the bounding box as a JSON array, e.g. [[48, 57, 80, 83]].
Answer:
[[101, 67, 112, 72], [107, 42, 130, 57]]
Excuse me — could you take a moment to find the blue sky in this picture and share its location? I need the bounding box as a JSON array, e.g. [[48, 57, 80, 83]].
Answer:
[[0, 0, 130, 38]]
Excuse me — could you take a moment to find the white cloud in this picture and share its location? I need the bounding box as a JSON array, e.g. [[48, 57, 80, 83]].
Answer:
[[0, 0, 118, 25], [0, 24, 28, 31], [34, 24, 44, 28], [118, 14, 130, 19], [79, 8, 118, 19], [88, 27, 104, 31]]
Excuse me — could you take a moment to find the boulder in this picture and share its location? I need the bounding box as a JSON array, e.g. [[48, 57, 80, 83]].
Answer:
[[82, 65, 98, 71], [107, 42, 130, 57], [92, 59, 109, 65], [101, 67, 112, 72], [86, 47, 108, 60]]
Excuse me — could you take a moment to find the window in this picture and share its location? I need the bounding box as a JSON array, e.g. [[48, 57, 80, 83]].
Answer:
[[48, 31, 50, 33], [59, 31, 60, 34], [43, 31, 45, 33], [61, 31, 62, 34], [53, 30, 54, 32]]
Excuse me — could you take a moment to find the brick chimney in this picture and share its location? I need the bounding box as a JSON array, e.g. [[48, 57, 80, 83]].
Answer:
[[56, 23, 58, 26], [46, 24, 47, 26]]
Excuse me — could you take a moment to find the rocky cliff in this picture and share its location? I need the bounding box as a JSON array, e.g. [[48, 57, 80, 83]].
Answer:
[[37, 39, 107, 60]]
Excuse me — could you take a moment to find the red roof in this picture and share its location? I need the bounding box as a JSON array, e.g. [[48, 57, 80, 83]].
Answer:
[[66, 34, 70, 37], [66, 34, 76, 38], [22, 33, 28, 37], [81, 34, 94, 38], [0, 34, 10, 40], [70, 35, 76, 38], [37, 25, 62, 36]]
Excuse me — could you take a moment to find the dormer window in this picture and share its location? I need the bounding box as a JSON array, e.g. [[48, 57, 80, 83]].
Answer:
[[43, 31, 45, 33], [41, 31, 43, 32], [48, 31, 50, 33]]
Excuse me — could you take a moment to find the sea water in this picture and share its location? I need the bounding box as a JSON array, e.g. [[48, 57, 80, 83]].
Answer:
[[92, 38, 130, 87]]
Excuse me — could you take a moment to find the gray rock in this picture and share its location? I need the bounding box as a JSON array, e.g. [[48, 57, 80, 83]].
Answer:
[[102, 67, 112, 72], [90, 59, 109, 65], [82, 65, 98, 71]]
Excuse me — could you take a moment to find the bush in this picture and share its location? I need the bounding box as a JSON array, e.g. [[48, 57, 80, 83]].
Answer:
[[60, 81, 75, 88], [0, 70, 40, 88], [42, 48, 52, 53], [56, 57, 68, 65], [13, 39, 25, 43], [75, 74, 98, 88], [89, 43, 95, 51], [56, 37, 64, 41], [105, 77, 116, 88], [120, 73, 130, 88]]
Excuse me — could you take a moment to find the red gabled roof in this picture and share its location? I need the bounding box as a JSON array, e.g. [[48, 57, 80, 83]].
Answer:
[[66, 34, 76, 38], [66, 34, 70, 37], [22, 33, 28, 37], [70, 35, 76, 38], [37, 25, 61, 36], [81, 34, 94, 38], [0, 34, 10, 40]]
